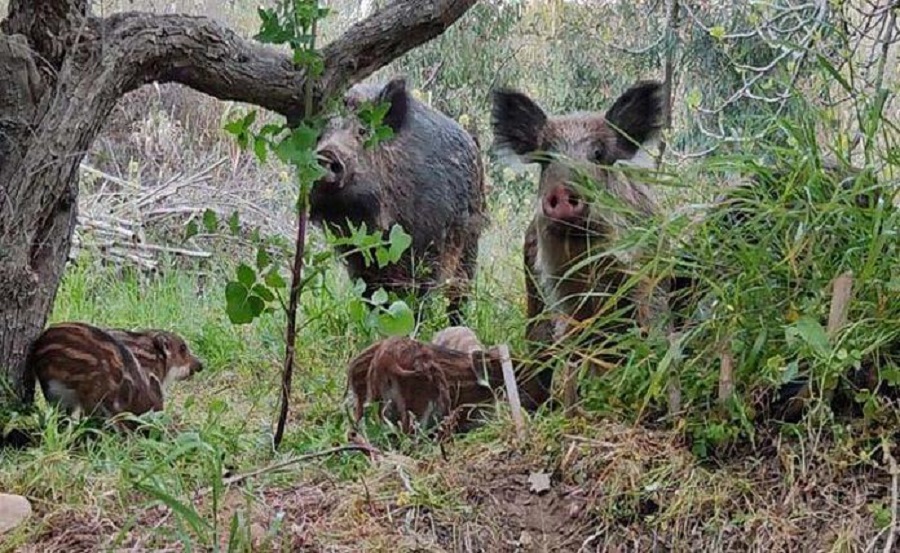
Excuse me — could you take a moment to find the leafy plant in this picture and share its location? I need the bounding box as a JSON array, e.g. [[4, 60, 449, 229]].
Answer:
[[222, 0, 413, 450]]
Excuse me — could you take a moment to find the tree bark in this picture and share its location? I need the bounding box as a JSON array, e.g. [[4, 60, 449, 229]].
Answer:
[[0, 0, 477, 405]]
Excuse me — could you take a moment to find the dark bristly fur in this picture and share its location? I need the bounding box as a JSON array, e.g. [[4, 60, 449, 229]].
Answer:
[[311, 77, 487, 326]]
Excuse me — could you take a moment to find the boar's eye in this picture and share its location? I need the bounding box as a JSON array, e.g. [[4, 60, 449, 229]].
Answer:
[[590, 146, 606, 164]]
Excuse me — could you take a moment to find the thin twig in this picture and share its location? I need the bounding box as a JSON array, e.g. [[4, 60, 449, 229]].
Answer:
[[884, 443, 899, 553]]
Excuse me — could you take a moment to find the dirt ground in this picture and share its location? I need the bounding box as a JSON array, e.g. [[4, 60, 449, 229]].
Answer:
[[15, 419, 895, 552]]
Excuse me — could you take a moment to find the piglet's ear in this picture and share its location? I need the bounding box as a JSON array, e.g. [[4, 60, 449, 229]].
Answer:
[[152, 334, 170, 360], [377, 77, 410, 133]]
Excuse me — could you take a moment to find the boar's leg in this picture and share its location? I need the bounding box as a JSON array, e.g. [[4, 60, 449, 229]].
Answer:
[[447, 233, 479, 326]]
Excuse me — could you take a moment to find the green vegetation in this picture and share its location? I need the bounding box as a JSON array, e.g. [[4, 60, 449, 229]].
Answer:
[[2, 0, 899, 550]]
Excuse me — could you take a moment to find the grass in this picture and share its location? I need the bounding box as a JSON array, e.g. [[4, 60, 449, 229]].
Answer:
[[3, 1, 900, 550], [3, 139, 900, 550]]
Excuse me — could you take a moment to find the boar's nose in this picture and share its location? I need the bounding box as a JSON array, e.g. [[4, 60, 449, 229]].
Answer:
[[542, 184, 585, 221], [316, 149, 344, 185]]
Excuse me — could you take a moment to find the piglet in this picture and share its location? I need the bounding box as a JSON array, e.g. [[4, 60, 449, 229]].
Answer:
[[24, 322, 202, 429]]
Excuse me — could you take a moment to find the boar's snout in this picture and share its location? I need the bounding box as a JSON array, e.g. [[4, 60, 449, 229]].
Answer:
[[541, 184, 585, 222], [316, 148, 345, 186]]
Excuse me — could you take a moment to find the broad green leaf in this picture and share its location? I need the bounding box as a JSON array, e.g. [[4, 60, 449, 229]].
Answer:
[[252, 283, 275, 302], [265, 270, 287, 289], [348, 298, 367, 323], [377, 301, 415, 336], [225, 281, 254, 324], [236, 263, 256, 288], [388, 224, 412, 262], [247, 295, 266, 317]]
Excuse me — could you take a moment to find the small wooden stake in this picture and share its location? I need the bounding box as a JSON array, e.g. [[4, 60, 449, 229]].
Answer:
[[718, 344, 734, 405], [827, 271, 854, 337], [498, 344, 525, 439]]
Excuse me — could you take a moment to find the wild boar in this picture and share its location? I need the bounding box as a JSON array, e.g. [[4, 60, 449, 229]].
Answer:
[[345, 336, 550, 434], [491, 80, 671, 404], [312, 77, 487, 325], [23, 322, 202, 429]]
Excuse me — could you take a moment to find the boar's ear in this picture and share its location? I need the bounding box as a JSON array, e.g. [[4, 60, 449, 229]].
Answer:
[[604, 80, 665, 155], [377, 77, 410, 133], [491, 89, 547, 159]]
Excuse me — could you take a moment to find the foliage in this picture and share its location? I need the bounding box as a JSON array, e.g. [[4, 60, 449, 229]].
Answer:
[[4, 0, 900, 548]]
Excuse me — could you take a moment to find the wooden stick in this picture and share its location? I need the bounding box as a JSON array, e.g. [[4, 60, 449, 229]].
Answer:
[[498, 344, 525, 438], [718, 343, 734, 405], [827, 271, 854, 337], [885, 444, 899, 553]]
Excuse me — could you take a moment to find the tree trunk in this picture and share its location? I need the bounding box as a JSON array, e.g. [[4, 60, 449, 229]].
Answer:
[[0, 0, 477, 405]]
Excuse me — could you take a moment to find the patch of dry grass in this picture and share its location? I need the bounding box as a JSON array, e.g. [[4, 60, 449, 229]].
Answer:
[[10, 415, 894, 551]]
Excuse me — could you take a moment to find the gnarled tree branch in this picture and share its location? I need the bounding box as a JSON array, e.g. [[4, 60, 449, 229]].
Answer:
[[0, 0, 477, 402]]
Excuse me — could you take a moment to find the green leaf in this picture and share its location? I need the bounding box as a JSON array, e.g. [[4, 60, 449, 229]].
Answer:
[[236, 263, 256, 288], [255, 8, 294, 45], [247, 295, 266, 317], [347, 298, 367, 323], [265, 270, 287, 289], [375, 247, 390, 269], [275, 124, 321, 166], [252, 283, 275, 303], [228, 211, 241, 236], [388, 224, 412, 262], [225, 282, 254, 325], [183, 220, 199, 241], [256, 247, 271, 270], [202, 209, 219, 234], [786, 316, 831, 358], [259, 123, 284, 137], [377, 301, 415, 336], [370, 288, 389, 306], [709, 26, 726, 39], [253, 136, 268, 163]]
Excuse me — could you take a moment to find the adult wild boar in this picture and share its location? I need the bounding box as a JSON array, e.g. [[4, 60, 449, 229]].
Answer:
[[491, 80, 671, 405], [312, 77, 487, 325]]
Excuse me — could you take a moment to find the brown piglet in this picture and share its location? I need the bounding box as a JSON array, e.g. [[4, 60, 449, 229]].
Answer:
[[24, 322, 202, 429]]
